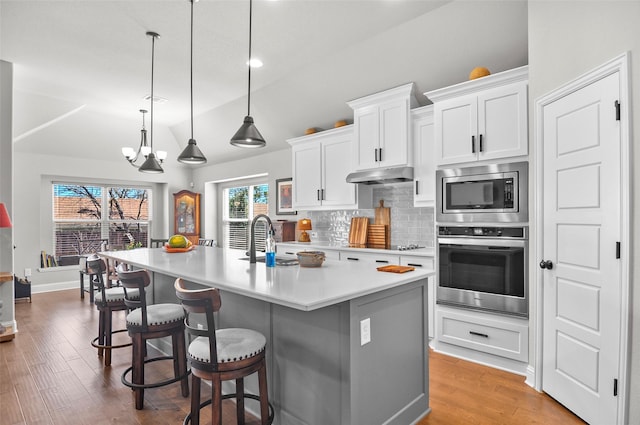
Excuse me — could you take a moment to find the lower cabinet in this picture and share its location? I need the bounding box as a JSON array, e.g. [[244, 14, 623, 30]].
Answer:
[[339, 251, 400, 266], [436, 306, 529, 363]]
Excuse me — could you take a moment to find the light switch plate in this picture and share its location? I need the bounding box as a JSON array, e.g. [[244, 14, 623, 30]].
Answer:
[[360, 318, 371, 346]]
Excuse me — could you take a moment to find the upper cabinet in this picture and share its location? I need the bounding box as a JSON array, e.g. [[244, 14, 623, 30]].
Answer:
[[425, 66, 528, 166], [288, 125, 372, 211], [411, 105, 435, 207], [347, 83, 418, 171]]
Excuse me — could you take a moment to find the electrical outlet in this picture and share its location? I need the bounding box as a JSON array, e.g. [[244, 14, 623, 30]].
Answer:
[[310, 231, 318, 238], [25, 268, 32, 277], [360, 318, 371, 346]]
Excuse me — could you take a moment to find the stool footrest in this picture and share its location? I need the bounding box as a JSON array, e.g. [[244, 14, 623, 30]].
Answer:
[[91, 328, 132, 350], [121, 356, 191, 390], [182, 393, 274, 425]]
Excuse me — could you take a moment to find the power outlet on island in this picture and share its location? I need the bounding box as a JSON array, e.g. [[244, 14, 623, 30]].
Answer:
[[360, 318, 371, 346]]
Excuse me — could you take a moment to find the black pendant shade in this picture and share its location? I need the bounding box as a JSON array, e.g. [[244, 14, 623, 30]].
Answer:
[[139, 152, 164, 174], [231, 0, 265, 149], [178, 138, 208, 163], [230, 116, 266, 148], [139, 31, 164, 174], [178, 0, 207, 164]]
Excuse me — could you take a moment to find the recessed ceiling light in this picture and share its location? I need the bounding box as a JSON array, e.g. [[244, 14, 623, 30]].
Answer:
[[247, 58, 263, 68]]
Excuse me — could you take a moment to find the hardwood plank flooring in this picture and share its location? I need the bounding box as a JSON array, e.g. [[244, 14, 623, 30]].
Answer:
[[2, 289, 584, 424]]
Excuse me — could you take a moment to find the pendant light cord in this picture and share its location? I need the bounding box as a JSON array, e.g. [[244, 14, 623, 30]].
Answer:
[[150, 34, 156, 152], [247, 0, 253, 117], [190, 0, 194, 140]]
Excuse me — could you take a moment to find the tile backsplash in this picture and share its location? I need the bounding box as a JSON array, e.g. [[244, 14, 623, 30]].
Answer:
[[299, 183, 434, 247]]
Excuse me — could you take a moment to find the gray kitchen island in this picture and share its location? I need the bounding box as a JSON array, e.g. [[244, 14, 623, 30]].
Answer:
[[100, 246, 433, 425]]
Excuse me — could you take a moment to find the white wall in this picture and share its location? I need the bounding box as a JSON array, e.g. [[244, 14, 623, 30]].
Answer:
[[12, 151, 191, 291], [528, 1, 640, 422]]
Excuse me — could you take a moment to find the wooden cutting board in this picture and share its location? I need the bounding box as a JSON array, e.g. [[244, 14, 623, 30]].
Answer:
[[374, 200, 391, 248], [376, 265, 415, 273], [367, 224, 388, 249], [348, 217, 369, 247]]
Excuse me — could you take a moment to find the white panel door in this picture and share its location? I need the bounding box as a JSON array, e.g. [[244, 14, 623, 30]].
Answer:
[[379, 99, 409, 167], [353, 105, 379, 170], [291, 143, 321, 209], [435, 94, 477, 165], [541, 71, 621, 424], [321, 135, 356, 207]]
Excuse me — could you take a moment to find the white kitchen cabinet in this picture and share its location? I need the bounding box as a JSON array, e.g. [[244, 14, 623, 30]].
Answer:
[[426, 66, 528, 166], [278, 244, 341, 261], [288, 125, 371, 210], [411, 105, 435, 207], [348, 83, 418, 171], [435, 306, 529, 362]]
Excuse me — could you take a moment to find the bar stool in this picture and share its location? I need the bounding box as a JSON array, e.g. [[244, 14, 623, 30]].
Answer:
[[174, 278, 273, 425], [150, 238, 168, 248], [117, 268, 190, 410], [87, 257, 135, 366]]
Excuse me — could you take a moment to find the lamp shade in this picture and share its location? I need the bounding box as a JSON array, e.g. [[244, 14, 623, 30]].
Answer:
[[230, 116, 266, 148], [138, 152, 164, 174], [0, 203, 12, 228], [178, 139, 207, 164], [298, 218, 312, 231]]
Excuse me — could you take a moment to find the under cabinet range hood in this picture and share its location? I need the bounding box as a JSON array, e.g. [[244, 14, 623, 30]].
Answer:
[[346, 166, 414, 185]]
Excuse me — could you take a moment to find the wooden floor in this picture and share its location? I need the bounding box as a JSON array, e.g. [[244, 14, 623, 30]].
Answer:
[[1, 289, 584, 425]]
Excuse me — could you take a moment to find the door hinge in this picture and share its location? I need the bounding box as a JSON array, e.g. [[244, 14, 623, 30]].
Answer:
[[615, 100, 621, 121], [614, 378, 618, 396], [616, 242, 621, 259]]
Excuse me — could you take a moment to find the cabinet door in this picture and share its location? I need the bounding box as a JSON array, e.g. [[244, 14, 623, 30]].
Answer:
[[379, 99, 410, 168], [477, 82, 528, 161], [353, 105, 380, 171], [321, 135, 357, 207], [412, 108, 435, 207], [435, 95, 478, 166], [292, 143, 322, 209]]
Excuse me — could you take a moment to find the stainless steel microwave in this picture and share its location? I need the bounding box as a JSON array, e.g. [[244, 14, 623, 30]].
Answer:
[[436, 161, 528, 223]]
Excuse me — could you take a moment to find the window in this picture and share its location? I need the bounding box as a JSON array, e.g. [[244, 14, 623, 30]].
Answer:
[[222, 182, 269, 251], [53, 183, 151, 261]]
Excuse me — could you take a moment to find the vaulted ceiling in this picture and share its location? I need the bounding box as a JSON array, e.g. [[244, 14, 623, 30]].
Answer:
[[1, 0, 528, 168]]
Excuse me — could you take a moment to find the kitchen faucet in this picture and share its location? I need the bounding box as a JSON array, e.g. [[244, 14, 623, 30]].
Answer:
[[249, 214, 273, 263]]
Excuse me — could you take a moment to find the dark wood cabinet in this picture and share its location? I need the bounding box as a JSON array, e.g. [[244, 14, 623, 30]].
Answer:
[[173, 190, 200, 246]]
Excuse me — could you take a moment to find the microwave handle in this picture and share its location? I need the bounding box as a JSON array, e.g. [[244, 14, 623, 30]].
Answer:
[[471, 135, 475, 153]]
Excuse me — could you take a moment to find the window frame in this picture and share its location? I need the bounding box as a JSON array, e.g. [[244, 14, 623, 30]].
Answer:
[[219, 177, 269, 251]]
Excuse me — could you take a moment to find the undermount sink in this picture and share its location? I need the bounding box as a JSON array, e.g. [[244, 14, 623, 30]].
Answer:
[[238, 256, 299, 266]]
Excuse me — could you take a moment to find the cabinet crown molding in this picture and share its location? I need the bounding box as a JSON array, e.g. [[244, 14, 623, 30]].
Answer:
[[347, 82, 418, 110], [287, 124, 353, 146], [425, 65, 528, 103]]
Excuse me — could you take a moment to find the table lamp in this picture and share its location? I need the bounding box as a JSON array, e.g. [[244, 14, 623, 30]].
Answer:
[[0, 202, 12, 336], [298, 218, 312, 242]]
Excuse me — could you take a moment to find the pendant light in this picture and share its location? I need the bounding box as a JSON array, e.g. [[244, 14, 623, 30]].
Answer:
[[139, 31, 164, 174], [230, 0, 266, 148], [178, 0, 207, 164]]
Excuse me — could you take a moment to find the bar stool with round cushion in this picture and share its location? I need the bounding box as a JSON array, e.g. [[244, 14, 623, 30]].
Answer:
[[117, 268, 190, 410], [87, 257, 135, 367], [174, 278, 273, 425]]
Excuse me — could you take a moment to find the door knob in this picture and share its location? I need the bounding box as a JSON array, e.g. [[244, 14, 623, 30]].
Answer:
[[539, 260, 553, 270]]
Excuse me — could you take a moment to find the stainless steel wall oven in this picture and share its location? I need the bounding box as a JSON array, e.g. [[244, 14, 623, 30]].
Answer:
[[437, 226, 528, 317]]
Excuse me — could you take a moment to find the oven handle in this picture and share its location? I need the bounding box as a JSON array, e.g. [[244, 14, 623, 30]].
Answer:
[[438, 237, 526, 248]]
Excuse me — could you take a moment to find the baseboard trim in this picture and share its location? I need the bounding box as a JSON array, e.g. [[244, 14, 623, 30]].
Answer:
[[31, 281, 77, 294]]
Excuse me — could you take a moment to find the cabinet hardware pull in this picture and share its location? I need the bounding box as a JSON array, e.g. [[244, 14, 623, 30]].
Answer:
[[321, 188, 325, 200], [285, 252, 295, 255], [317, 189, 320, 201], [346, 257, 359, 261], [407, 263, 422, 267], [374, 148, 378, 162], [379, 147, 382, 162], [415, 180, 419, 195], [469, 331, 488, 338], [479, 134, 483, 152], [375, 260, 389, 263], [471, 135, 476, 153]]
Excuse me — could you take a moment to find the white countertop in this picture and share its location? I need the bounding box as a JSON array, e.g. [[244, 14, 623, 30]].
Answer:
[[277, 241, 435, 257], [100, 247, 434, 311]]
